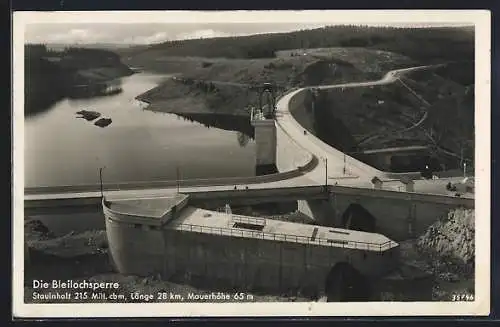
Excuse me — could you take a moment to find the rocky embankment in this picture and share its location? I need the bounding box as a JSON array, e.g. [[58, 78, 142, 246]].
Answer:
[[416, 208, 475, 279], [371, 208, 475, 301]]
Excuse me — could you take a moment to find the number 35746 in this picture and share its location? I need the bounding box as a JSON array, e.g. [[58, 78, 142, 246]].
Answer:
[[452, 294, 474, 301]]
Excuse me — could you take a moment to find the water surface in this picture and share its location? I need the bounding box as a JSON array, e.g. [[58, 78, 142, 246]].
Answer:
[[25, 73, 257, 188]]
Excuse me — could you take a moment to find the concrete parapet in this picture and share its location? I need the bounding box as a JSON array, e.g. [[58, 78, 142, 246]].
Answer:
[[25, 153, 317, 197]]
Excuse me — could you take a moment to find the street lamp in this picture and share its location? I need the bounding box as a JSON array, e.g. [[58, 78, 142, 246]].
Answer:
[[324, 157, 328, 188], [176, 165, 181, 193], [463, 162, 467, 177], [343, 153, 346, 175], [99, 166, 106, 199]]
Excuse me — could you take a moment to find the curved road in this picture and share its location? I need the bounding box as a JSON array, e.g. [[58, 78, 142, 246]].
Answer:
[[273, 63, 470, 195], [25, 64, 470, 201], [276, 66, 433, 177]]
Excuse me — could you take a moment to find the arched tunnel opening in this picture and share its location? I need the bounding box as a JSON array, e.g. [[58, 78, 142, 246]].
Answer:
[[341, 203, 376, 233], [325, 262, 372, 302]]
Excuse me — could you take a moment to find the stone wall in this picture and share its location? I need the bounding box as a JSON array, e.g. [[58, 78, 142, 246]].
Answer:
[[162, 229, 400, 295], [105, 212, 399, 296], [299, 190, 471, 241]]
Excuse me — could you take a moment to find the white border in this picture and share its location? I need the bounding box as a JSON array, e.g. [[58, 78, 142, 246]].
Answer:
[[12, 10, 491, 318]]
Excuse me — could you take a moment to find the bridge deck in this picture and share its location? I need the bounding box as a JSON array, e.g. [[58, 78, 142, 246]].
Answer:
[[167, 206, 398, 252]]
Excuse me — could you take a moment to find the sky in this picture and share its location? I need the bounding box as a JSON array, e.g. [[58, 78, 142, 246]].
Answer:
[[24, 23, 332, 45], [24, 21, 472, 46]]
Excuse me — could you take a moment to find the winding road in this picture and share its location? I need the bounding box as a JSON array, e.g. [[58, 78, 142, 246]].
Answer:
[[275, 65, 442, 179]]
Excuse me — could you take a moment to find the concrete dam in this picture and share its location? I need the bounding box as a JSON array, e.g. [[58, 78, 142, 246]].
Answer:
[[103, 194, 399, 301], [25, 66, 474, 301]]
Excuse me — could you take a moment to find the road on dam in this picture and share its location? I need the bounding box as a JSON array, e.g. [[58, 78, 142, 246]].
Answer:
[[24, 64, 472, 204]]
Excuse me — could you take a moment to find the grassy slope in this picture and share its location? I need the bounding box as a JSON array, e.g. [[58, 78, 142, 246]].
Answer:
[[321, 65, 473, 151], [136, 48, 414, 116]]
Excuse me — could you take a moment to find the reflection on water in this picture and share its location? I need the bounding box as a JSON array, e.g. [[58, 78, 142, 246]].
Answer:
[[173, 113, 254, 139], [237, 132, 250, 147], [68, 79, 124, 99], [24, 73, 257, 188]]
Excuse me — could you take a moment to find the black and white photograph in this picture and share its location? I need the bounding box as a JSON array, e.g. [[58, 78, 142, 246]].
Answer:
[[13, 10, 490, 317]]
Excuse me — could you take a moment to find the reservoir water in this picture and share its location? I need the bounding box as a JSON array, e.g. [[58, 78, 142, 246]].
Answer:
[[24, 73, 257, 188]]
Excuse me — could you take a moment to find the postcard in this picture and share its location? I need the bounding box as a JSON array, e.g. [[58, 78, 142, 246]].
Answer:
[[13, 9, 490, 317]]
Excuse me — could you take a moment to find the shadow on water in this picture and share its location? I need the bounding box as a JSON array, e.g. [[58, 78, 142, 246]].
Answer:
[[25, 95, 66, 118], [25, 80, 124, 118], [173, 113, 255, 139]]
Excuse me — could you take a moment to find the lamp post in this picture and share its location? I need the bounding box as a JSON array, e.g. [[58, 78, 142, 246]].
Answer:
[[176, 165, 180, 193], [99, 166, 105, 199], [324, 157, 328, 188], [460, 146, 464, 168], [343, 153, 346, 175]]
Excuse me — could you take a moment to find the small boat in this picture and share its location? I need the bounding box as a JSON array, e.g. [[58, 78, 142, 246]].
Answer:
[[94, 118, 112, 128]]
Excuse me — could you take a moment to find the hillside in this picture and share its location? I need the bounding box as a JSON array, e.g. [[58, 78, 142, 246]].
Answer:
[[25, 44, 133, 115], [24, 50, 70, 115], [137, 48, 415, 116], [307, 64, 474, 170], [123, 25, 474, 66]]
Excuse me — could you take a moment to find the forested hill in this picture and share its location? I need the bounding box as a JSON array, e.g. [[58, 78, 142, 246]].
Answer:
[[126, 25, 474, 63], [25, 44, 133, 114]]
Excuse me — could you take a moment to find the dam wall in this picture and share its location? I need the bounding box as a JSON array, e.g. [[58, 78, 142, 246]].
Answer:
[[104, 207, 399, 297], [276, 120, 314, 173], [285, 88, 425, 180], [161, 228, 398, 295]]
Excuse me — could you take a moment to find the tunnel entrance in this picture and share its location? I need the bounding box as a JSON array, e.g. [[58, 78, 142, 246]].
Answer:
[[325, 262, 372, 302], [341, 203, 376, 233]]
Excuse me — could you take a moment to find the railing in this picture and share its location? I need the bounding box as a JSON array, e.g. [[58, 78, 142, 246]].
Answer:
[[172, 223, 398, 253], [250, 107, 266, 121], [24, 169, 315, 196]]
